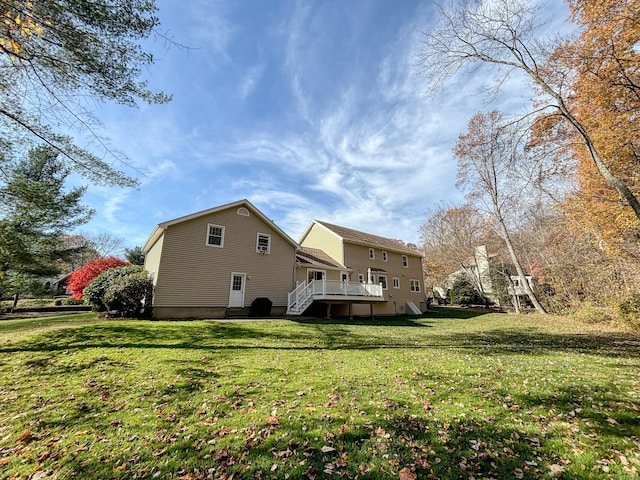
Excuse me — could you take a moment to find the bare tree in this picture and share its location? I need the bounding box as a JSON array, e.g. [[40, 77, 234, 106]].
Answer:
[[419, 0, 640, 222], [75, 232, 126, 258], [454, 110, 547, 313], [420, 202, 493, 294]]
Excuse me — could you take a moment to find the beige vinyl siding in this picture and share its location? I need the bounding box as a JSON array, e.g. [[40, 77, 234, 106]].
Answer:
[[144, 233, 164, 286], [153, 207, 296, 308], [294, 267, 343, 284], [343, 243, 425, 315], [300, 223, 344, 265]]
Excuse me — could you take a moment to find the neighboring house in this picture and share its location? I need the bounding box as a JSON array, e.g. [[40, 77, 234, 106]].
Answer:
[[143, 200, 426, 319], [437, 245, 534, 306], [142, 199, 298, 319], [42, 273, 71, 296], [292, 220, 425, 317]]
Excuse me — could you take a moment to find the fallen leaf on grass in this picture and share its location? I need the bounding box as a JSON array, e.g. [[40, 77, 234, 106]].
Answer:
[[266, 416, 279, 425], [398, 467, 416, 480], [16, 430, 32, 443], [548, 464, 565, 476], [321, 445, 335, 453]]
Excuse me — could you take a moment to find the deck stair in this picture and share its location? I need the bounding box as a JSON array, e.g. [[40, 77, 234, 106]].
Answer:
[[287, 281, 315, 315]]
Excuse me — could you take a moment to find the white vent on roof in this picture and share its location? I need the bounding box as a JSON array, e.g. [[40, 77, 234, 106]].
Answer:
[[237, 207, 250, 216]]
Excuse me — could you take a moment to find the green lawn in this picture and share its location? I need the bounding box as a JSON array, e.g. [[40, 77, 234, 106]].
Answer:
[[0, 309, 639, 479]]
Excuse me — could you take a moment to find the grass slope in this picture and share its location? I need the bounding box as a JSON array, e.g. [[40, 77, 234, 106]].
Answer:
[[0, 309, 639, 479]]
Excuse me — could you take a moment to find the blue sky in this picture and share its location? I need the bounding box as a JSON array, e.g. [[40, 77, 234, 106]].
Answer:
[[76, 0, 563, 249]]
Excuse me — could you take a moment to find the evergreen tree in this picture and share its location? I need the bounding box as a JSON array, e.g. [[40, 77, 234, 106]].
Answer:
[[124, 246, 146, 266], [0, 0, 170, 186], [0, 146, 93, 298]]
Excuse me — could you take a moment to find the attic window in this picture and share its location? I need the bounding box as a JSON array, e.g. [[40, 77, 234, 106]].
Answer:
[[237, 207, 250, 216]]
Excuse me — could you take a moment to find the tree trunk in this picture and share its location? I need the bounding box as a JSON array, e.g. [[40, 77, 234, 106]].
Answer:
[[495, 210, 547, 314]]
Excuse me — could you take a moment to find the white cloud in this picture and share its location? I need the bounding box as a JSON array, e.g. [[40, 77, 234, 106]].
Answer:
[[238, 64, 266, 100]]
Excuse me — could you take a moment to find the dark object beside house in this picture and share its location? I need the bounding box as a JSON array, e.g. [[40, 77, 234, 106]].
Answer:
[[250, 297, 272, 317]]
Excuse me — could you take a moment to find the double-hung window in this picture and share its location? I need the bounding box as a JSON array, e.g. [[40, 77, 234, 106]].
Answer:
[[410, 279, 421, 292], [382, 251, 388, 262], [392, 277, 400, 289], [369, 248, 375, 260], [256, 233, 271, 254], [402, 255, 409, 268], [206, 224, 225, 247], [378, 275, 388, 290]]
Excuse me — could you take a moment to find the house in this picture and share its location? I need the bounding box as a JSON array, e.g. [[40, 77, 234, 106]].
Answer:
[[142, 199, 298, 319], [290, 220, 425, 317], [437, 245, 534, 306], [143, 200, 426, 319], [42, 273, 72, 296]]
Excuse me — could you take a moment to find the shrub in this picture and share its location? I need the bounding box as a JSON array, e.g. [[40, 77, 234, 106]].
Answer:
[[449, 277, 487, 306], [571, 304, 614, 324], [68, 257, 129, 300], [84, 265, 152, 317], [617, 296, 640, 328], [62, 297, 83, 305], [103, 270, 153, 318]]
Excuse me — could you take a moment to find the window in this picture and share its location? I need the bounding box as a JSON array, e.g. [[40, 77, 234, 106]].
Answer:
[[402, 255, 409, 268], [206, 224, 225, 247], [358, 274, 365, 283], [256, 233, 271, 254], [378, 274, 388, 290], [308, 270, 325, 282], [237, 207, 250, 216], [410, 280, 421, 292], [382, 251, 388, 262], [369, 248, 375, 260], [392, 277, 400, 289]]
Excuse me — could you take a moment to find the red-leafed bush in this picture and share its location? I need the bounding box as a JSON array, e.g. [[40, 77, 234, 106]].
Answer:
[[68, 257, 129, 300]]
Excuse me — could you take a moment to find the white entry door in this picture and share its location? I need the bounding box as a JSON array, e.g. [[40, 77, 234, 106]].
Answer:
[[229, 273, 246, 307]]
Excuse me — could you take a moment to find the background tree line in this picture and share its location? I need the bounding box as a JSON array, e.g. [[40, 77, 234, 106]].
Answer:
[[419, 0, 639, 322]]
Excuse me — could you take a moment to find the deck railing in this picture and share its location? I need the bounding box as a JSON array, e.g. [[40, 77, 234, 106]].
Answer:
[[287, 279, 383, 314]]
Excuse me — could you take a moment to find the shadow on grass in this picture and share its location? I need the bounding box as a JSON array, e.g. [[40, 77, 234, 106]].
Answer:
[[1, 310, 639, 359], [26, 388, 636, 479], [445, 329, 640, 356], [292, 316, 431, 327]]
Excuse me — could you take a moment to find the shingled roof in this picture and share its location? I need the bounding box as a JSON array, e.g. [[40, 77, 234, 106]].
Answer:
[[296, 247, 346, 269], [315, 221, 422, 256]]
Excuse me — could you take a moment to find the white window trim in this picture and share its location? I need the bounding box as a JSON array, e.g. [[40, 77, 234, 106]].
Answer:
[[378, 274, 388, 290], [382, 251, 388, 262], [369, 248, 375, 260], [205, 223, 225, 248], [358, 274, 365, 283], [402, 255, 409, 268], [256, 232, 271, 254], [392, 277, 400, 289], [410, 279, 421, 292], [307, 269, 326, 283]]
